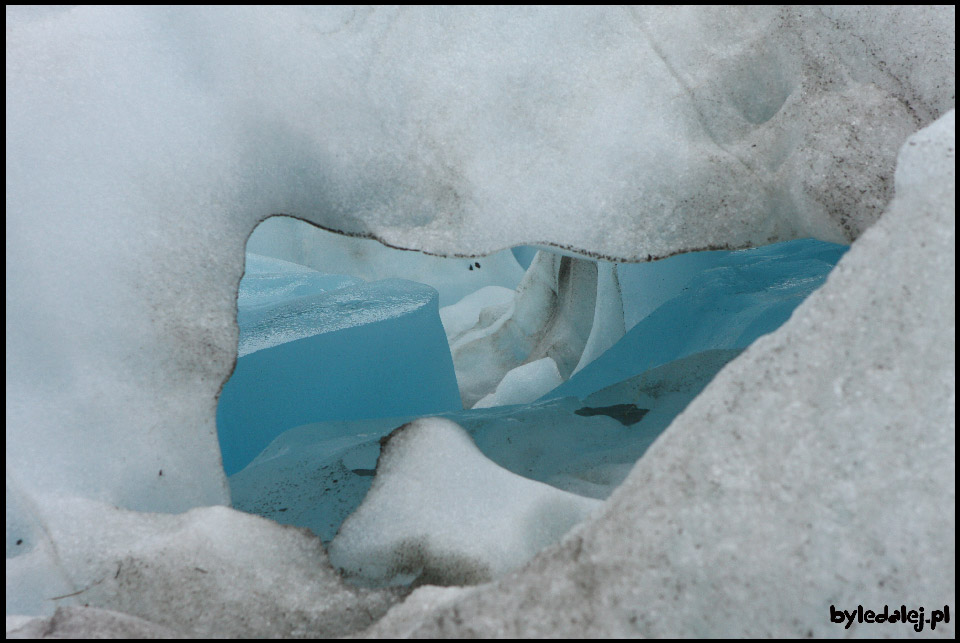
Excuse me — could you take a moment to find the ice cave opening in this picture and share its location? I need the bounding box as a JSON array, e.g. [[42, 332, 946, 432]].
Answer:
[[217, 215, 848, 587]]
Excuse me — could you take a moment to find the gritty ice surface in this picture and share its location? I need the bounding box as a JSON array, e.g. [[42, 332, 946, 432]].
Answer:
[[5, 497, 400, 637]]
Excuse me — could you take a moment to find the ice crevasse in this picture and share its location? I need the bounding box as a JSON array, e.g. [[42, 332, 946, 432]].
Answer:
[[5, 5, 955, 638]]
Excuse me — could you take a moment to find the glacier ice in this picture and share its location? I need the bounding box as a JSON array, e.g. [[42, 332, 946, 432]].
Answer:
[[357, 110, 957, 639], [448, 251, 600, 407], [230, 229, 844, 550], [327, 418, 602, 587], [6, 496, 398, 638], [246, 216, 527, 307], [5, 4, 955, 638], [550, 238, 848, 401], [219, 259, 461, 474], [472, 357, 563, 409]]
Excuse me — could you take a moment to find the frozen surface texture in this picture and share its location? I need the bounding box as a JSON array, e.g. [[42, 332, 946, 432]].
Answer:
[[449, 251, 599, 406], [327, 418, 602, 587], [5, 4, 955, 635], [358, 111, 957, 637], [7, 607, 184, 639], [5, 497, 400, 636], [232, 347, 745, 546], [219, 271, 461, 474], [6, 4, 954, 516]]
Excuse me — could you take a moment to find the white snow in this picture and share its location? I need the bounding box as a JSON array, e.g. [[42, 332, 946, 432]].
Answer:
[[327, 418, 601, 587], [5, 496, 399, 637]]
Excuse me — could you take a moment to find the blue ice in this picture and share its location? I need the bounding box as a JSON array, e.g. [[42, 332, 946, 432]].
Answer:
[[226, 239, 847, 541], [217, 254, 461, 475]]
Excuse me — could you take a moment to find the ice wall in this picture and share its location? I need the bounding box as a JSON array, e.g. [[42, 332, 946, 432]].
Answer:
[[5, 4, 955, 635], [219, 269, 461, 475]]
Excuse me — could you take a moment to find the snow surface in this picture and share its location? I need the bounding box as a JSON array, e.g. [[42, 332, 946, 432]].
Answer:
[[5, 497, 399, 637], [5, 4, 955, 637], [327, 418, 602, 587]]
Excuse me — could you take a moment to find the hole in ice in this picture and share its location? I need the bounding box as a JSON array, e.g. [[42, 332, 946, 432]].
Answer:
[[217, 215, 847, 587]]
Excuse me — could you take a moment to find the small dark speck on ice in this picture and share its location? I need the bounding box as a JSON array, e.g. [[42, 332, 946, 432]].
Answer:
[[575, 404, 650, 426]]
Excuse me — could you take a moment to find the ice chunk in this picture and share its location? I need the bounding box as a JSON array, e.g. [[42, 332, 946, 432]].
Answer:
[[472, 358, 563, 409], [237, 277, 437, 357], [236, 252, 361, 311], [573, 261, 626, 374], [328, 418, 602, 587], [218, 278, 461, 475]]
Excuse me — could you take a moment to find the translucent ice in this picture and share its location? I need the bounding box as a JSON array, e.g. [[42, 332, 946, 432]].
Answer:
[[231, 349, 745, 543], [550, 239, 848, 401], [219, 270, 461, 474]]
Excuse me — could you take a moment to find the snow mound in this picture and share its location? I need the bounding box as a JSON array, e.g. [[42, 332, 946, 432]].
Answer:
[[328, 418, 602, 587]]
